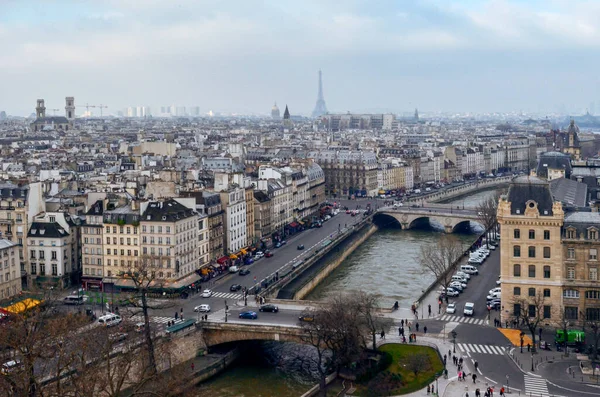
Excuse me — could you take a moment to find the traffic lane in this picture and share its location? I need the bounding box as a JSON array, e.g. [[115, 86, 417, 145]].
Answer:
[[538, 360, 600, 396], [227, 307, 306, 326], [448, 248, 500, 320], [472, 354, 525, 393]]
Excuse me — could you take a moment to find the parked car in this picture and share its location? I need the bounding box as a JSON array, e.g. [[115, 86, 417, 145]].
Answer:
[[463, 302, 475, 316], [298, 314, 314, 322], [1, 359, 23, 375], [455, 271, 471, 280], [194, 304, 211, 313], [489, 287, 501, 295], [444, 288, 460, 297], [108, 332, 128, 343], [239, 311, 258, 319], [230, 284, 242, 292], [487, 300, 501, 310], [201, 289, 213, 298], [265, 251, 273, 258], [446, 303, 457, 314], [228, 266, 239, 273], [274, 242, 282, 248], [280, 240, 287, 245], [297, 244, 305, 250], [449, 281, 465, 291], [259, 304, 279, 313], [239, 269, 250, 276], [255, 251, 264, 258]]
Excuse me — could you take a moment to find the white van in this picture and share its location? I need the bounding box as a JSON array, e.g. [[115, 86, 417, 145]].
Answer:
[[97, 313, 122, 327], [229, 266, 239, 273], [460, 265, 478, 275], [451, 275, 467, 283]]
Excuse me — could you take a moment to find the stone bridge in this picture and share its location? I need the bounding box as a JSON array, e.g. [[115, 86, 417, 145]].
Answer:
[[375, 206, 483, 233], [201, 322, 305, 347]]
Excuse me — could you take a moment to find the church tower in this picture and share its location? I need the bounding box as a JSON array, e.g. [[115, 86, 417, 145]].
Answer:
[[36, 99, 46, 119], [65, 97, 75, 120], [283, 105, 292, 128], [565, 119, 581, 160]]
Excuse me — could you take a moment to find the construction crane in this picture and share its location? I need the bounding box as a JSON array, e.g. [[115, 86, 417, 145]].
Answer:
[[97, 104, 108, 117], [76, 103, 109, 117], [49, 108, 61, 116]]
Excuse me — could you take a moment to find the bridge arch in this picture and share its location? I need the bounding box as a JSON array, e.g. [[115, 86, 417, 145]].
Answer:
[[451, 219, 485, 234], [407, 216, 444, 231], [372, 213, 402, 229]]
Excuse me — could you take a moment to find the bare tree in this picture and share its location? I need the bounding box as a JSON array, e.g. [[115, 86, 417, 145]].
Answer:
[[476, 195, 499, 246], [513, 292, 552, 353], [121, 255, 174, 377], [355, 291, 393, 350], [406, 352, 429, 377], [583, 313, 600, 360], [419, 236, 464, 296]]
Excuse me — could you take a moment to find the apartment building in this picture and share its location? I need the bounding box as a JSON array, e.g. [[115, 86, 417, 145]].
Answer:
[[219, 187, 247, 254], [254, 190, 272, 239], [0, 240, 20, 299], [310, 150, 378, 198], [197, 214, 210, 269], [27, 219, 74, 288], [244, 186, 256, 247], [102, 203, 140, 287], [497, 176, 565, 325], [181, 191, 224, 261], [81, 200, 104, 290]]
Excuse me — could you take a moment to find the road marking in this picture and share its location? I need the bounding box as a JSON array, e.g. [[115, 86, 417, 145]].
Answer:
[[457, 343, 506, 355], [524, 374, 550, 397]]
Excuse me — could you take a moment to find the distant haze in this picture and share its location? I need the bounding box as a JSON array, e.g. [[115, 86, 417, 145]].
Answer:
[[2, 0, 600, 116]]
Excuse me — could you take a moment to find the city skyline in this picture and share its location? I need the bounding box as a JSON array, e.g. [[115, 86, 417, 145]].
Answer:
[[3, 1, 600, 116]]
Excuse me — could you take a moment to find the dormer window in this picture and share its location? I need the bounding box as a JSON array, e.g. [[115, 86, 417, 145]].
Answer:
[[566, 228, 576, 239], [589, 229, 598, 240]]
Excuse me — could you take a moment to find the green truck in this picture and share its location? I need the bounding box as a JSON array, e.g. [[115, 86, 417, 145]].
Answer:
[[555, 330, 585, 347]]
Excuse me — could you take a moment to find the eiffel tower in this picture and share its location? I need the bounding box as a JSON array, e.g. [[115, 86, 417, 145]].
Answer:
[[311, 69, 328, 118]]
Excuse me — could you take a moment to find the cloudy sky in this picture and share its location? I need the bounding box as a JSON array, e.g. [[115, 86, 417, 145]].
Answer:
[[1, 0, 600, 117]]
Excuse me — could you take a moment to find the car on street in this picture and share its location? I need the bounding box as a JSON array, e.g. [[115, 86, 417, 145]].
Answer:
[[446, 303, 457, 314], [239, 311, 258, 319], [259, 304, 279, 313], [239, 269, 250, 276], [265, 251, 273, 258], [229, 266, 239, 273], [463, 302, 475, 316], [346, 210, 351, 214], [255, 251, 264, 258], [489, 287, 501, 295], [108, 332, 128, 343], [455, 271, 471, 280], [449, 281, 465, 291], [274, 242, 282, 248], [486, 291, 501, 301], [245, 258, 254, 265], [1, 359, 23, 375], [230, 284, 242, 292], [297, 244, 305, 250], [443, 287, 460, 297], [298, 314, 314, 322], [280, 240, 287, 245], [194, 304, 211, 313], [468, 257, 484, 265], [487, 300, 501, 310], [201, 289, 213, 298]]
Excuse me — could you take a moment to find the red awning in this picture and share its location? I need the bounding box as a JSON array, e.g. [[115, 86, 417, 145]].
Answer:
[[289, 222, 299, 228], [216, 256, 229, 264]]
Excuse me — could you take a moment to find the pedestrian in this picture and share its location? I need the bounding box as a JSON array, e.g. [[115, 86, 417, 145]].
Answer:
[[191, 362, 195, 372], [416, 322, 419, 332], [474, 361, 478, 371], [462, 372, 467, 381], [428, 304, 432, 317], [472, 373, 477, 383], [449, 349, 452, 358], [427, 385, 430, 395], [401, 319, 404, 327], [459, 357, 463, 365], [505, 320, 509, 328], [431, 384, 434, 395], [380, 330, 385, 340], [539, 327, 543, 340], [399, 327, 402, 336], [453, 355, 457, 365], [175, 311, 178, 320], [458, 370, 462, 381], [423, 326, 428, 334], [499, 387, 504, 396]]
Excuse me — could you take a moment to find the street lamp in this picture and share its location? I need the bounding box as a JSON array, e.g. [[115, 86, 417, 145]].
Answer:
[[224, 300, 228, 323], [531, 350, 534, 371], [506, 375, 509, 393], [451, 330, 457, 353]]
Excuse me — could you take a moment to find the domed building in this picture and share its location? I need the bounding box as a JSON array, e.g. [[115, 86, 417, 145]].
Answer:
[[271, 102, 280, 120], [553, 119, 581, 160]]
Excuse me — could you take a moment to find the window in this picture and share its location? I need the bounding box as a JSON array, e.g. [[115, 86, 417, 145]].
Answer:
[[166, 226, 171, 233], [591, 268, 598, 281], [543, 265, 551, 278], [543, 288, 551, 297], [567, 229, 575, 239], [567, 248, 575, 259], [543, 247, 551, 258], [514, 246, 521, 257], [39, 251, 44, 259], [590, 230, 598, 240], [587, 308, 600, 321], [51, 251, 57, 260], [528, 265, 536, 278], [543, 230, 550, 240], [567, 266, 575, 279], [563, 290, 580, 299], [564, 306, 578, 320], [529, 230, 535, 239], [528, 246, 536, 258], [590, 249, 598, 260], [528, 304, 536, 318], [105, 227, 110, 234], [52, 263, 57, 276], [127, 227, 131, 234], [514, 287, 521, 296], [543, 306, 552, 319], [585, 290, 600, 299], [31, 263, 36, 275], [514, 229, 520, 239], [528, 287, 536, 297], [513, 303, 521, 317], [40, 263, 45, 276], [513, 264, 521, 277]]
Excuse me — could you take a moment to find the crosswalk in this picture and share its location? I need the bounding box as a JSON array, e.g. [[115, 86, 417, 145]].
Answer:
[[438, 314, 487, 326], [457, 343, 506, 355], [130, 315, 174, 325], [524, 375, 550, 397], [211, 292, 243, 300]]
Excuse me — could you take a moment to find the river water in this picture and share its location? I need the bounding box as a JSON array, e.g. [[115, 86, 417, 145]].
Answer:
[[196, 187, 505, 395]]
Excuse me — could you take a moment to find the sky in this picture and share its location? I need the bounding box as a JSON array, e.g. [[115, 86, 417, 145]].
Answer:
[[2, 0, 600, 117]]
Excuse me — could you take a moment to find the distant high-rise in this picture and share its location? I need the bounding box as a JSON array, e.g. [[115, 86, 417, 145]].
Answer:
[[271, 102, 281, 119], [311, 69, 328, 118], [414, 108, 419, 121]]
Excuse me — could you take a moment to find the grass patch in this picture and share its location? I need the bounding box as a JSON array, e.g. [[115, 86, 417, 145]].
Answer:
[[354, 344, 444, 396]]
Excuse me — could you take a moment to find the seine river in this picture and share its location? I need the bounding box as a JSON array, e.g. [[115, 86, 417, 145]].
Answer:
[[196, 187, 504, 396]]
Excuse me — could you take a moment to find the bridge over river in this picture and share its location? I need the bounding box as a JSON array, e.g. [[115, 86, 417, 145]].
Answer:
[[374, 203, 483, 233]]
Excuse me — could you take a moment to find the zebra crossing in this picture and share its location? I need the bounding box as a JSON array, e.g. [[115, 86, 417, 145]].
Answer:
[[211, 291, 243, 300], [130, 315, 173, 325], [438, 314, 487, 326], [524, 375, 550, 397], [457, 343, 506, 355]]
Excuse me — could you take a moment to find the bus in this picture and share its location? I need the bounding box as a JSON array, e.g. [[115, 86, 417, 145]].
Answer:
[[63, 295, 88, 305]]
